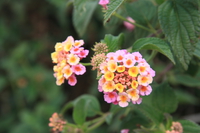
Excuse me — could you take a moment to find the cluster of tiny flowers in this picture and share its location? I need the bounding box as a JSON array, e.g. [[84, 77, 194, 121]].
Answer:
[[91, 53, 107, 70], [49, 113, 66, 132], [166, 122, 183, 133], [98, 49, 155, 107], [92, 42, 108, 55], [51, 36, 89, 86], [91, 43, 108, 70]]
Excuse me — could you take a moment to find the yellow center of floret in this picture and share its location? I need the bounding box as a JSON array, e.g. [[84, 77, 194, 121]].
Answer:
[[104, 71, 114, 81], [115, 83, 124, 93], [128, 66, 139, 77], [131, 80, 138, 89], [117, 65, 125, 73]]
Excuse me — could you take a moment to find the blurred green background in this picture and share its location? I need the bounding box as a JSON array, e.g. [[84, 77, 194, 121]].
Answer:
[[0, 0, 91, 132], [0, 0, 200, 133], [0, 0, 121, 132]]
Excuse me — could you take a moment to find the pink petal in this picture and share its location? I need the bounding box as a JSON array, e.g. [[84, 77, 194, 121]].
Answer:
[[72, 64, 86, 75], [68, 74, 77, 86], [78, 49, 89, 58]]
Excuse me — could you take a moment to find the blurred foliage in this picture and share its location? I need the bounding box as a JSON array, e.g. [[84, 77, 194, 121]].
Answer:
[[0, 0, 200, 133]]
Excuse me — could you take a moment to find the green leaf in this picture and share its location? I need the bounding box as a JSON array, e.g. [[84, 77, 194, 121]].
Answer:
[[132, 37, 175, 64], [152, 82, 178, 113], [0, 76, 6, 92], [136, 104, 164, 125], [158, 0, 200, 70], [133, 129, 162, 133], [155, 0, 166, 5], [105, 113, 113, 125], [73, 98, 87, 125], [175, 89, 198, 105], [104, 0, 125, 24], [174, 74, 200, 87], [164, 113, 173, 130], [47, 0, 68, 7], [73, 94, 101, 117], [102, 33, 124, 52], [60, 101, 73, 115], [179, 120, 200, 133], [194, 40, 200, 59], [125, 0, 157, 25], [73, 0, 98, 36]]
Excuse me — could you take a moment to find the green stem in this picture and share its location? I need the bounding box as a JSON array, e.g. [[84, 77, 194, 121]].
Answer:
[[60, 101, 73, 115], [147, 22, 159, 36], [147, 51, 157, 62], [113, 13, 155, 33], [87, 113, 109, 132], [85, 115, 104, 126], [80, 62, 91, 66]]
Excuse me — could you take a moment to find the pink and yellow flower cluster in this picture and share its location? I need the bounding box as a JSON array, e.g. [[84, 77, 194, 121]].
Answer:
[[51, 36, 89, 86], [166, 122, 183, 133], [98, 50, 155, 107], [49, 113, 66, 132]]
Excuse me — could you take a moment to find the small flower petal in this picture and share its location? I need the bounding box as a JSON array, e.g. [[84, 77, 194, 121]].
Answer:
[[117, 92, 130, 107], [127, 89, 139, 101], [78, 49, 89, 58], [138, 85, 152, 96], [63, 65, 73, 79], [63, 36, 74, 52], [68, 74, 77, 86], [138, 75, 153, 86], [104, 92, 117, 103], [128, 66, 139, 77], [102, 81, 115, 92], [72, 64, 86, 75], [74, 40, 84, 47], [67, 54, 80, 65]]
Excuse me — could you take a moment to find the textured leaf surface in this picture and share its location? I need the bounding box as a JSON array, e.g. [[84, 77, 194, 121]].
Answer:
[[132, 37, 175, 64], [194, 40, 200, 59], [158, 0, 200, 70], [102, 33, 124, 52], [104, 0, 125, 24], [152, 82, 178, 113], [73, 0, 97, 36], [136, 104, 164, 125], [179, 120, 200, 133]]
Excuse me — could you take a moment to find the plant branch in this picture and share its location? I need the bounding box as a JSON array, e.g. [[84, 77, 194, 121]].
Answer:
[[113, 12, 155, 33], [80, 62, 91, 66], [155, 63, 174, 83], [87, 113, 110, 132], [147, 50, 157, 62], [60, 101, 73, 115]]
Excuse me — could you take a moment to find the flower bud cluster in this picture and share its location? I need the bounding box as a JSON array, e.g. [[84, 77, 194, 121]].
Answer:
[[51, 36, 89, 86], [91, 42, 108, 70], [166, 122, 183, 133], [98, 50, 155, 107], [49, 113, 66, 132]]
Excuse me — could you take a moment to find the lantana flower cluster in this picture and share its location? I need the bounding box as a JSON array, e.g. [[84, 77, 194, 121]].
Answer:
[[49, 113, 66, 132], [166, 122, 183, 133], [98, 50, 155, 107], [51, 36, 89, 86]]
